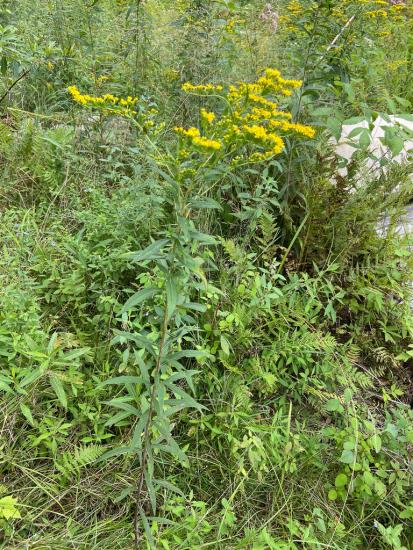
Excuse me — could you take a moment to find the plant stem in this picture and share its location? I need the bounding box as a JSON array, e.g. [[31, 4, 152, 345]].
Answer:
[[134, 310, 169, 549]]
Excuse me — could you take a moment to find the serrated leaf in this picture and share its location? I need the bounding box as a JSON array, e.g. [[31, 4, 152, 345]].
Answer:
[[0, 496, 21, 520]]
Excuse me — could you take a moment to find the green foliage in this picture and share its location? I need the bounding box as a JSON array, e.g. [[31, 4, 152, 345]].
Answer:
[[0, 1, 412, 549]]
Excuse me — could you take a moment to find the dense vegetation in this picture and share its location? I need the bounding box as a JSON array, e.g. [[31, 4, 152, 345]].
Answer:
[[1, 1, 413, 548]]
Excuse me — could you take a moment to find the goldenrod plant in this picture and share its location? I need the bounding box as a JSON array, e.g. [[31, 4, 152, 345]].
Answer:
[[0, 1, 412, 549]]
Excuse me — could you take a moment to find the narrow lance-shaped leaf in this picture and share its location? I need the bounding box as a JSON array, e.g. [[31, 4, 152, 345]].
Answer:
[[126, 239, 170, 263], [49, 374, 67, 409], [166, 276, 178, 321], [121, 287, 160, 314]]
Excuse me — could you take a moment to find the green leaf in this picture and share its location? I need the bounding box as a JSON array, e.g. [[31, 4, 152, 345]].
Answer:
[[112, 330, 156, 356], [166, 277, 178, 320], [370, 434, 382, 453], [20, 403, 35, 426], [105, 399, 141, 416], [154, 478, 184, 497], [127, 239, 169, 263], [339, 450, 355, 464], [98, 376, 143, 387], [328, 489, 338, 501], [335, 473, 348, 488], [220, 335, 230, 356], [97, 446, 133, 462], [358, 128, 371, 148], [0, 496, 21, 520], [0, 380, 13, 394], [0, 56, 7, 75], [20, 367, 44, 388], [121, 287, 160, 314], [343, 388, 353, 404], [49, 374, 67, 408], [189, 197, 222, 210], [325, 399, 343, 413], [182, 301, 207, 313]]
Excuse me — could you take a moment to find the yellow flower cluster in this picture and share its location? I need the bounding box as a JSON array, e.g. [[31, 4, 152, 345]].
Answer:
[[225, 20, 236, 33], [287, 0, 303, 16], [366, 9, 387, 17], [68, 85, 138, 115], [200, 109, 216, 124], [174, 126, 222, 151], [269, 119, 316, 138], [179, 68, 315, 163], [193, 136, 222, 150], [242, 125, 285, 156], [280, 0, 411, 36], [181, 82, 223, 93], [228, 69, 302, 99]]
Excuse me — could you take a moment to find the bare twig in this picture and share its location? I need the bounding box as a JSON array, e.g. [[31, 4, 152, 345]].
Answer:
[[0, 68, 31, 106]]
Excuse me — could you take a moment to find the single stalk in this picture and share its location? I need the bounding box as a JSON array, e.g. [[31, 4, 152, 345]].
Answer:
[[134, 310, 169, 549]]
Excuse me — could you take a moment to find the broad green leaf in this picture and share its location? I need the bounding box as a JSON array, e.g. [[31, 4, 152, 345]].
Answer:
[[370, 434, 382, 453], [335, 473, 348, 488], [105, 400, 141, 416], [0, 496, 21, 520], [112, 330, 156, 356], [105, 411, 134, 427], [164, 381, 204, 410], [182, 301, 207, 313], [325, 398, 343, 413], [339, 449, 354, 464]]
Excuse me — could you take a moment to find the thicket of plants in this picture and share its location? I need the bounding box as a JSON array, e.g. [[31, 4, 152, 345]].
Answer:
[[0, 1, 412, 548]]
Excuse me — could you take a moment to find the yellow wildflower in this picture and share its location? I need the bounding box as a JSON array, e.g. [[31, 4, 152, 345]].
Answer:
[[192, 137, 222, 150], [200, 109, 216, 124], [182, 82, 223, 93]]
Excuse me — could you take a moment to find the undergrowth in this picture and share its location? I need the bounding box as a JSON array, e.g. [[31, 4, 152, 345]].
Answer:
[[0, 1, 412, 549]]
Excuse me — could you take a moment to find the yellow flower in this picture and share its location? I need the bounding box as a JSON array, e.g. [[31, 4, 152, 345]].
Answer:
[[243, 124, 268, 141], [192, 137, 222, 150], [67, 85, 138, 116], [200, 109, 216, 124], [182, 82, 223, 93]]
